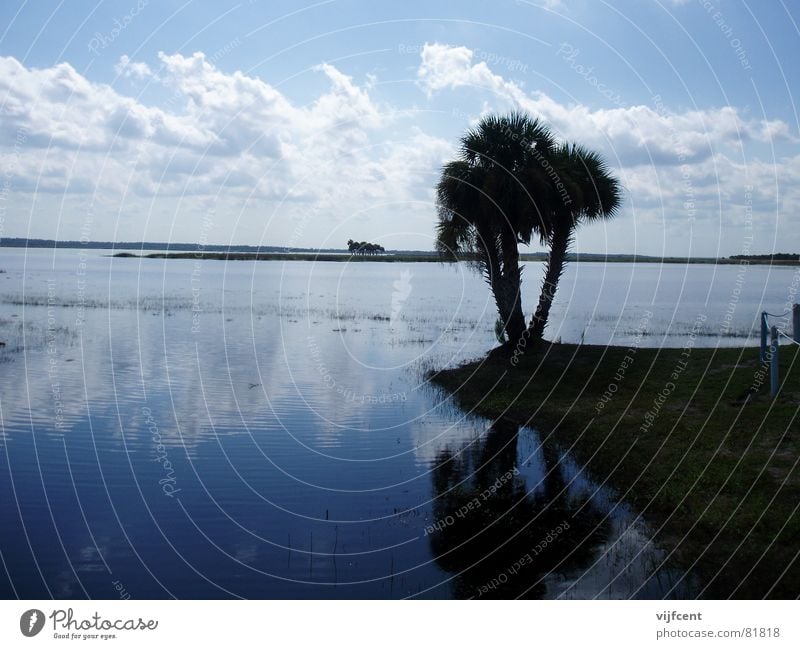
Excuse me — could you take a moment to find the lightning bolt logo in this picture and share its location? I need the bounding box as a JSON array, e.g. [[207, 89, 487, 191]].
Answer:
[[20, 608, 45, 637]]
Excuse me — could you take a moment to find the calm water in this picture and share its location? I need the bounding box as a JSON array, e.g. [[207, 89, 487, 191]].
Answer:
[[0, 248, 797, 599]]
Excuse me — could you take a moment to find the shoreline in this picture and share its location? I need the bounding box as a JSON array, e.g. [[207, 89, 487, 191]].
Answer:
[[429, 342, 800, 598], [106, 251, 800, 265], [3, 242, 798, 265]]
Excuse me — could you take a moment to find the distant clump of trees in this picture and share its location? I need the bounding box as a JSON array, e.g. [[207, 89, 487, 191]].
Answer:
[[729, 253, 799, 261], [347, 239, 385, 256]]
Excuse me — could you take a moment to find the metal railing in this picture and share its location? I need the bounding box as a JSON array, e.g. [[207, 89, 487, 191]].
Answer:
[[760, 304, 800, 397]]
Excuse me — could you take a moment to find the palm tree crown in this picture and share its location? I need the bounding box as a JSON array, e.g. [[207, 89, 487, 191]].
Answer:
[[436, 112, 622, 350], [435, 113, 558, 342]]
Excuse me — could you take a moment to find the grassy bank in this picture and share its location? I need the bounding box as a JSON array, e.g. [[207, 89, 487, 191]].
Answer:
[[431, 341, 800, 598]]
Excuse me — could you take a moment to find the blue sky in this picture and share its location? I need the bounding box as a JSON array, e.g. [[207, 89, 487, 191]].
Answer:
[[1, 0, 798, 255]]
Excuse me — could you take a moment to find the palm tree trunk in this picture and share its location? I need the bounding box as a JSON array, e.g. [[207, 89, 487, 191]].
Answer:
[[500, 234, 526, 344], [479, 229, 509, 334], [478, 225, 523, 344], [528, 221, 571, 342]]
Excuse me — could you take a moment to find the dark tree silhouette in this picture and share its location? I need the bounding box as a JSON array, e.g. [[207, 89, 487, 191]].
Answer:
[[528, 143, 621, 342], [435, 112, 621, 349], [428, 419, 609, 598], [347, 239, 385, 256], [435, 113, 555, 343]]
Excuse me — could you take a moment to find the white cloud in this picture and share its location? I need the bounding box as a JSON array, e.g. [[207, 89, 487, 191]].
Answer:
[[415, 42, 800, 252], [1, 44, 797, 255], [114, 55, 152, 80], [417, 43, 795, 168], [0, 53, 454, 246]]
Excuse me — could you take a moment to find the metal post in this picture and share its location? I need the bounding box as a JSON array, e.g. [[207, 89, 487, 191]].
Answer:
[[760, 311, 768, 362], [770, 326, 780, 398], [793, 304, 800, 343]]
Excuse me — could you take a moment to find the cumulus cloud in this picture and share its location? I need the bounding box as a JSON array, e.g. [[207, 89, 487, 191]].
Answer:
[[0, 52, 456, 245], [416, 42, 799, 250], [417, 42, 795, 168], [114, 55, 152, 80], [0, 52, 447, 198], [1, 44, 797, 253]]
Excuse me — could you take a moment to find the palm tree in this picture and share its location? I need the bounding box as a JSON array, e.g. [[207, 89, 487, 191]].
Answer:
[[435, 113, 556, 343], [527, 143, 621, 342]]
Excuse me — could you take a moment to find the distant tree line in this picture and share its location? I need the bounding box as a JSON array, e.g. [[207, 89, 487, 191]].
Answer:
[[347, 239, 385, 256], [0, 238, 341, 254], [729, 253, 799, 261]]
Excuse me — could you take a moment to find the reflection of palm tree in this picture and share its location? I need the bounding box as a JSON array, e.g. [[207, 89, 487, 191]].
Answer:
[[429, 419, 609, 599]]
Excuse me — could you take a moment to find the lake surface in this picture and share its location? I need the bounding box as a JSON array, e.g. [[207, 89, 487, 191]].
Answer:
[[1, 248, 797, 599]]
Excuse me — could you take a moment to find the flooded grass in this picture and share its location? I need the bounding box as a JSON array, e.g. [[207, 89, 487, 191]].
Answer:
[[430, 342, 800, 598], [626, 322, 758, 339]]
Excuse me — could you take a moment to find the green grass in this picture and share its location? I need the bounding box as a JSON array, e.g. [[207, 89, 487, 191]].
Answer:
[[430, 341, 800, 598]]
